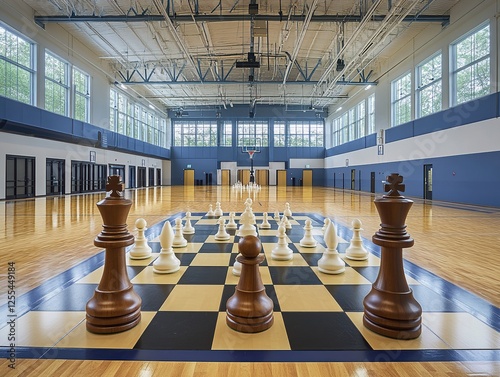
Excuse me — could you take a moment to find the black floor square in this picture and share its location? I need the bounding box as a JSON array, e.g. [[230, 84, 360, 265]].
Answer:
[[133, 284, 176, 311], [134, 311, 218, 350], [199, 242, 234, 253], [268, 266, 322, 285], [325, 285, 372, 311], [352, 266, 378, 283], [219, 285, 280, 312], [177, 253, 197, 266], [34, 283, 97, 311], [300, 252, 324, 266], [185, 234, 214, 243], [178, 266, 228, 284], [282, 312, 372, 350]]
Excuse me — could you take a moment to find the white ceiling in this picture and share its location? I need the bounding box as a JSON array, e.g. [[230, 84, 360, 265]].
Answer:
[[25, 0, 459, 111]]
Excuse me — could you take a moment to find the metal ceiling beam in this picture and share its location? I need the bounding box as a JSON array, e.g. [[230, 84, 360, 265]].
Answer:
[[119, 80, 377, 86], [34, 13, 450, 26]]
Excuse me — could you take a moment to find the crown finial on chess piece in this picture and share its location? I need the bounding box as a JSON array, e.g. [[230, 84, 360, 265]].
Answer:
[[383, 173, 405, 197], [106, 175, 124, 198]]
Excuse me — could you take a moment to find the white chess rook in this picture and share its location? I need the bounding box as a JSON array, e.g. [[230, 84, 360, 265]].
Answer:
[[271, 226, 293, 261], [318, 220, 346, 274], [345, 219, 369, 260], [299, 219, 317, 247], [129, 218, 152, 260], [153, 221, 181, 274], [183, 212, 195, 234], [172, 217, 188, 247]]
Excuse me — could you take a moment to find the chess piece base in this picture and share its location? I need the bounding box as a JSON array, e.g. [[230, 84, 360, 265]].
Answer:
[[363, 312, 422, 339], [153, 265, 180, 274], [226, 310, 274, 333]]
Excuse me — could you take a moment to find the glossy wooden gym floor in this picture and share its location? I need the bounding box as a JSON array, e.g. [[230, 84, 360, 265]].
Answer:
[[0, 185, 499, 376]]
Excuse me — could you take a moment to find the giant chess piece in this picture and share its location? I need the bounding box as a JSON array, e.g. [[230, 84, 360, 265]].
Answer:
[[259, 212, 271, 229], [86, 176, 141, 334], [345, 219, 369, 260], [363, 173, 422, 339], [172, 217, 188, 247], [215, 217, 231, 241], [182, 212, 195, 234], [317, 220, 345, 274], [299, 219, 317, 247], [226, 235, 274, 333], [214, 202, 224, 217], [284, 202, 292, 217], [129, 218, 152, 259], [271, 225, 293, 260], [153, 221, 181, 274], [226, 212, 238, 230]]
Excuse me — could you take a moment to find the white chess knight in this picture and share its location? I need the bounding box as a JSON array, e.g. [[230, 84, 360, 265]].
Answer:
[[214, 217, 230, 241], [153, 221, 180, 274], [214, 202, 223, 217], [172, 217, 188, 247], [129, 218, 152, 259], [299, 219, 317, 247], [226, 212, 238, 230], [271, 225, 293, 261], [345, 219, 369, 260], [318, 220, 346, 274], [183, 212, 195, 234], [259, 212, 271, 229]]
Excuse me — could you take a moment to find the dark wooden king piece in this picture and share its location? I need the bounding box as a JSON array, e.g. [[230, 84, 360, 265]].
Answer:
[[86, 176, 142, 334], [226, 235, 274, 333], [363, 173, 422, 339]]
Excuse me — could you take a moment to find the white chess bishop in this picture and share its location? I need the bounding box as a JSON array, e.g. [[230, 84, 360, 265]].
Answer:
[[345, 219, 369, 260], [317, 220, 345, 274], [129, 218, 152, 260], [153, 221, 181, 274]]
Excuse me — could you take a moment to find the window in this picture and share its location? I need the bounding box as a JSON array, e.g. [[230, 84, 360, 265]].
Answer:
[[0, 25, 35, 104], [45, 51, 69, 116], [367, 94, 375, 135], [173, 120, 217, 146], [221, 121, 232, 146], [452, 23, 490, 105], [355, 100, 366, 138], [288, 120, 323, 147], [392, 72, 412, 127], [73, 67, 90, 122], [237, 120, 268, 147], [110, 88, 167, 148], [416, 53, 442, 118], [274, 121, 285, 147]]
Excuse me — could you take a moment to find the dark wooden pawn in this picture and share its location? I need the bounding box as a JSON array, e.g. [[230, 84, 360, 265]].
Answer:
[[363, 173, 422, 339], [86, 176, 142, 334], [226, 235, 274, 333]]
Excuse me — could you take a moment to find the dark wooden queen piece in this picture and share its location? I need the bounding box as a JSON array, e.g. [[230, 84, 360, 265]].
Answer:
[[226, 235, 274, 333], [86, 176, 142, 334], [363, 173, 422, 339]]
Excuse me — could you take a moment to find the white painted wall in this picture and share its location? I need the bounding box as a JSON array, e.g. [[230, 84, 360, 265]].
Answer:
[[289, 159, 324, 169]]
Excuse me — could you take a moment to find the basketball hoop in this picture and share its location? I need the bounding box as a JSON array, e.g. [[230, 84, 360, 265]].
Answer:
[[247, 150, 255, 159]]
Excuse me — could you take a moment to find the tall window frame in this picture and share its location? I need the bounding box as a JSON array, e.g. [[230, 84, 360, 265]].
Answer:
[[0, 24, 35, 105], [72, 67, 90, 122], [416, 52, 442, 118], [237, 120, 269, 147], [45, 50, 69, 116], [451, 22, 490, 106], [367, 94, 375, 135], [391, 72, 412, 127], [221, 121, 233, 147], [173, 120, 217, 147], [274, 121, 285, 147]]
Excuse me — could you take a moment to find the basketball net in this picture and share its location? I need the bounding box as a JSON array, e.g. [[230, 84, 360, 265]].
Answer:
[[248, 150, 255, 159]]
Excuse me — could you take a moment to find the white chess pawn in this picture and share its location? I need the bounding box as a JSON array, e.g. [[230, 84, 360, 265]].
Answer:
[[214, 202, 223, 217], [274, 211, 280, 222], [284, 215, 292, 230], [284, 202, 292, 217], [153, 221, 180, 274], [345, 219, 369, 260], [236, 207, 257, 237], [214, 217, 230, 241], [232, 255, 242, 276], [226, 212, 238, 230], [271, 225, 293, 261], [206, 204, 215, 217], [259, 212, 271, 229], [172, 217, 188, 247], [299, 219, 317, 247], [322, 218, 331, 233], [183, 212, 195, 234], [129, 218, 152, 259], [318, 220, 345, 274]]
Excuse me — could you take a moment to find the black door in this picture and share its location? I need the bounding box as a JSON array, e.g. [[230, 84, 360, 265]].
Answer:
[[370, 172, 375, 193], [138, 167, 147, 187], [156, 168, 162, 186], [350, 169, 356, 190], [6, 155, 35, 199], [424, 164, 433, 200], [129, 166, 136, 188], [148, 167, 155, 186], [109, 164, 125, 182], [46, 158, 65, 196]]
